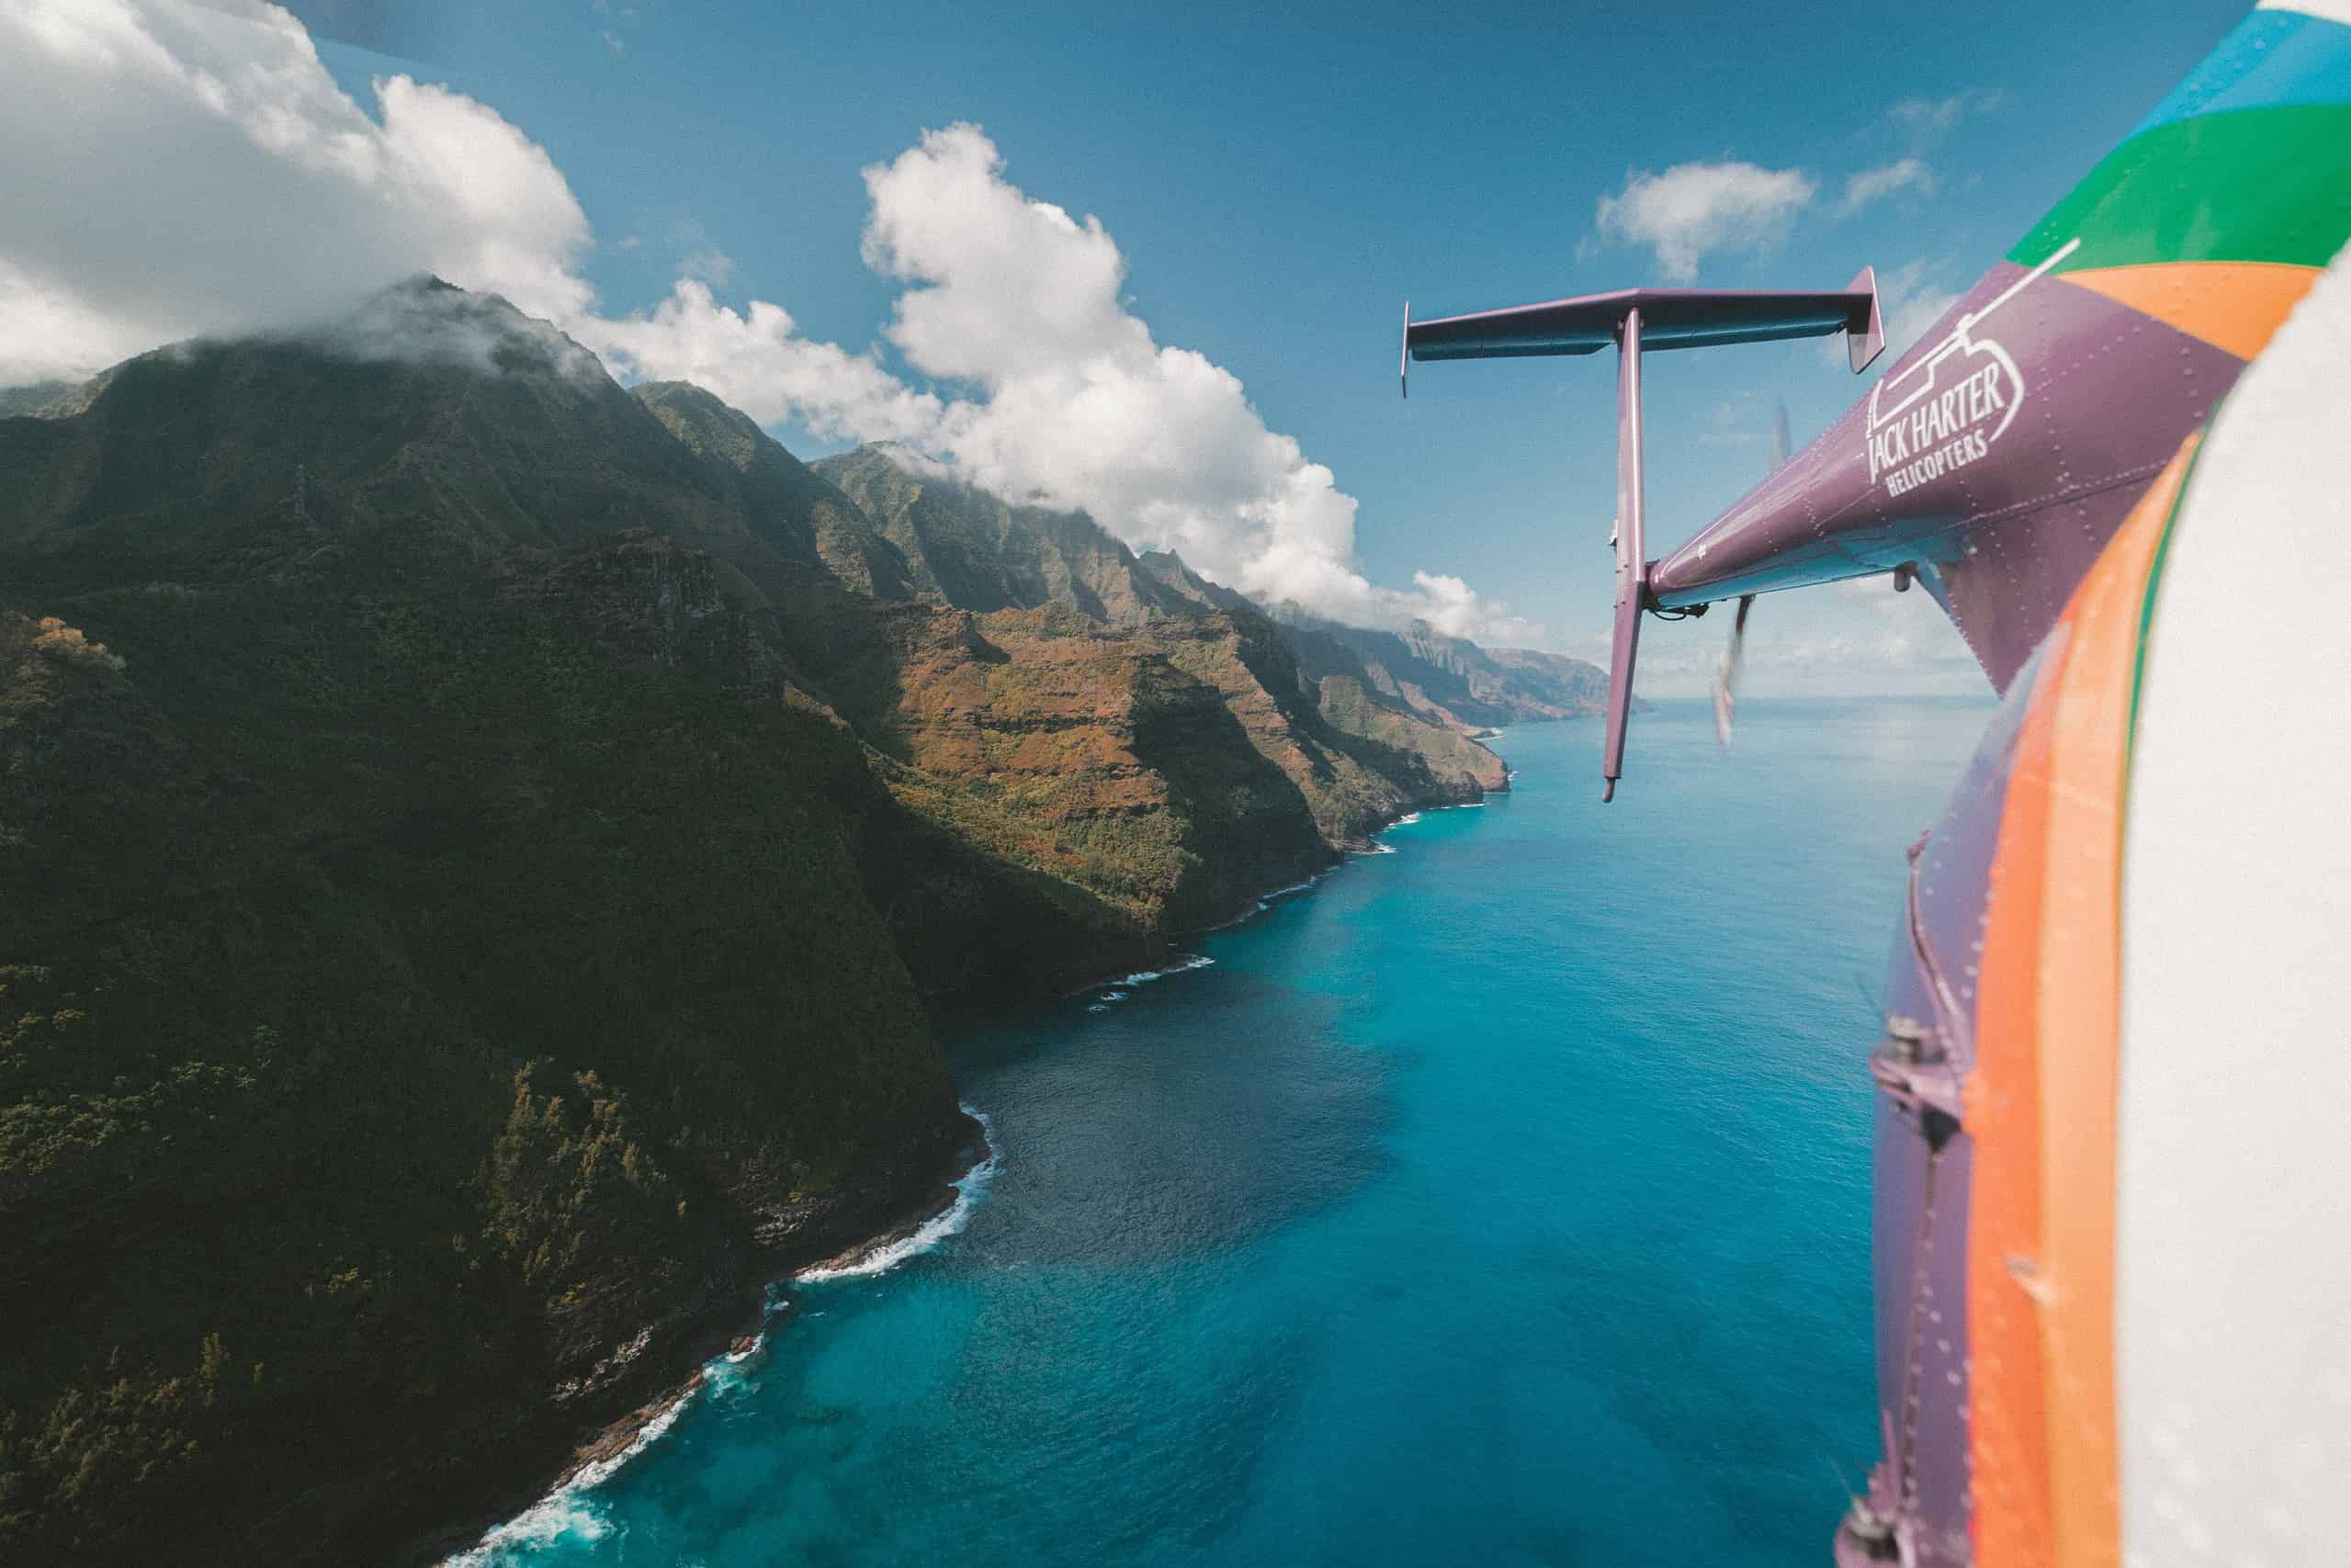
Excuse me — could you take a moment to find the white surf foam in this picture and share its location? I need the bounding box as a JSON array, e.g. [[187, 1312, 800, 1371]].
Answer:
[[446, 1111, 999, 1562], [794, 1106, 1000, 1284], [442, 1386, 694, 1564], [703, 1328, 769, 1398], [1113, 953, 1215, 986], [1351, 842, 1398, 856], [1392, 811, 1423, 826], [1193, 873, 1328, 931]]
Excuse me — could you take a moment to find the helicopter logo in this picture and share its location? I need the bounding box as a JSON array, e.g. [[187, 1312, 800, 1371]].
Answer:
[[1864, 238, 2074, 496]]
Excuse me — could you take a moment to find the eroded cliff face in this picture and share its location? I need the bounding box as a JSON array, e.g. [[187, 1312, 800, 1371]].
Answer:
[[924, 605, 1337, 927], [811, 446, 1515, 880]]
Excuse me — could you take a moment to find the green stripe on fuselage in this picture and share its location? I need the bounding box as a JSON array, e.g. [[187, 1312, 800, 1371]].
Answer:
[[2010, 103, 2351, 273]]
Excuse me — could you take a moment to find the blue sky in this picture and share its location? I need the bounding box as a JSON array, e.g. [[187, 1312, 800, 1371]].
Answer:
[[6, 0, 2255, 689]]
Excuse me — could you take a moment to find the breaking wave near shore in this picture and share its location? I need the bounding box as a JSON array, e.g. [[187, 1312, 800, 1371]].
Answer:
[[445, 1106, 1000, 1564], [795, 1107, 1001, 1284]]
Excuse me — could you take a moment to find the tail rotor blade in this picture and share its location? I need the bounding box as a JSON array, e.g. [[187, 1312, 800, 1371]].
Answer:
[[1712, 593, 1755, 750]]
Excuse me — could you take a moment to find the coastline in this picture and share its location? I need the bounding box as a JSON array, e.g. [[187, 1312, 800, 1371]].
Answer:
[[403, 1108, 994, 1568], [407, 742, 1515, 1565]]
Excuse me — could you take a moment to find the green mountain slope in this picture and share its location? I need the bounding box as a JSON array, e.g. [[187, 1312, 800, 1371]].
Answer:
[[0, 280, 1581, 1563], [0, 289, 1069, 1563], [0, 538, 969, 1564]]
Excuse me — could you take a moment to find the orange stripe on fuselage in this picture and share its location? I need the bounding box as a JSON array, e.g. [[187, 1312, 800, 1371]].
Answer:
[[1969, 625, 2063, 1568], [2058, 262, 2317, 362], [1966, 437, 2198, 1568]]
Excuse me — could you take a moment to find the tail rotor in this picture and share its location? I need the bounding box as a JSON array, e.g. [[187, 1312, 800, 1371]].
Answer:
[[1712, 593, 1755, 750], [1713, 405, 1787, 750]]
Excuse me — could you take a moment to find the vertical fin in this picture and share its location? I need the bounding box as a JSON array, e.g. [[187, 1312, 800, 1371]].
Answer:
[[1601, 307, 1645, 802]]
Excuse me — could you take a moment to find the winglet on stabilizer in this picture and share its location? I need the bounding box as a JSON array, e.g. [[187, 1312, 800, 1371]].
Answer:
[[1847, 266, 1885, 374], [1399, 300, 1411, 400]]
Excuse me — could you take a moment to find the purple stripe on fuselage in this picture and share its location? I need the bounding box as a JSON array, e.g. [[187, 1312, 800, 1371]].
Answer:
[[1854, 639, 2050, 1562], [1913, 636, 2047, 1077]]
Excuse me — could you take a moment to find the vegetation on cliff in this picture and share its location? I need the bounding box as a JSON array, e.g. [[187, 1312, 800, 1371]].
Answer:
[[0, 545, 961, 1562], [0, 280, 1597, 1562]]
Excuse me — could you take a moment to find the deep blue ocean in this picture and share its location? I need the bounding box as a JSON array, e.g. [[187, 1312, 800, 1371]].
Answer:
[[453, 697, 1995, 1568]]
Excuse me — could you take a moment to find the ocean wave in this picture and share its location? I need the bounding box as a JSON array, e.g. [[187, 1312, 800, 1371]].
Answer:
[[1112, 953, 1215, 986], [1351, 842, 1398, 856], [1193, 873, 1327, 931], [445, 1111, 998, 1562], [702, 1327, 770, 1398], [794, 1106, 1000, 1285], [442, 1386, 695, 1565], [1392, 811, 1423, 826]]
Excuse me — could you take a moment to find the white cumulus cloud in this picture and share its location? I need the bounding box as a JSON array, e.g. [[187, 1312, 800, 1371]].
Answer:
[[0, 0, 592, 384], [598, 122, 1541, 641], [1593, 161, 1818, 282], [1839, 157, 1934, 215], [1890, 89, 2005, 140], [578, 280, 947, 444]]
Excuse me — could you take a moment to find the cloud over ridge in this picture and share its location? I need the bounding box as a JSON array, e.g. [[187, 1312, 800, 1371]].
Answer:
[[591, 124, 1539, 642], [0, 1, 1534, 643], [0, 0, 593, 381]]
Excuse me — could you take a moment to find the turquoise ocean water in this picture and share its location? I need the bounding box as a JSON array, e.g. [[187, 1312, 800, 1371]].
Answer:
[[453, 697, 1995, 1568]]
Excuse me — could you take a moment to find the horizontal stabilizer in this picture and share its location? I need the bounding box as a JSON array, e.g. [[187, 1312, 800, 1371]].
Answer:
[[1398, 262, 1882, 797], [1407, 276, 1884, 370]]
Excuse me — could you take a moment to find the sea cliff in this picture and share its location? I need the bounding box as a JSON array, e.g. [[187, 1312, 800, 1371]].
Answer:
[[0, 281, 1590, 1564]]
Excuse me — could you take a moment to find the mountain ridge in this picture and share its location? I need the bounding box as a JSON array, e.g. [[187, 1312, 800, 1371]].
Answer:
[[1266, 604, 1611, 731], [0, 281, 1600, 1565]]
